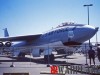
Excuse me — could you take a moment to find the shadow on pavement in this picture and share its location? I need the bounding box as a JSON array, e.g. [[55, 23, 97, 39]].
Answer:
[[0, 55, 81, 65]]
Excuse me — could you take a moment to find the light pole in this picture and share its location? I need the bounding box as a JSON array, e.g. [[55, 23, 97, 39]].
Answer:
[[83, 4, 93, 46], [83, 4, 93, 65]]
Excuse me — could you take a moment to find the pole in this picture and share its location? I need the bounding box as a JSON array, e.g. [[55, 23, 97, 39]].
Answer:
[[85, 44, 88, 65], [84, 4, 93, 46], [30, 48, 31, 65], [10, 47, 15, 67], [87, 6, 91, 46], [87, 6, 89, 25], [47, 45, 50, 67], [96, 33, 98, 46]]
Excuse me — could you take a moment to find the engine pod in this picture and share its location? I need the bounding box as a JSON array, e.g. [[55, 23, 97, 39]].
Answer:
[[5, 41, 12, 47], [0, 42, 4, 47]]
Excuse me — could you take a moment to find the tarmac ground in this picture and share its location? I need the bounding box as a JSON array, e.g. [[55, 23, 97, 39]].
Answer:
[[0, 53, 100, 75]]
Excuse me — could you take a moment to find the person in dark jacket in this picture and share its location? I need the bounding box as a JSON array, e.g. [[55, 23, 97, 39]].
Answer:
[[88, 46, 95, 66], [97, 46, 100, 62]]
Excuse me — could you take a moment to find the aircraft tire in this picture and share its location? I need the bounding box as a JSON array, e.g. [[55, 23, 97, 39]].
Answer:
[[44, 54, 54, 62], [18, 52, 25, 57]]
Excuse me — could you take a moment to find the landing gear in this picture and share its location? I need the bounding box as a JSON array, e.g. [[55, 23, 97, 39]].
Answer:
[[18, 52, 26, 58], [44, 54, 54, 63], [64, 55, 67, 58]]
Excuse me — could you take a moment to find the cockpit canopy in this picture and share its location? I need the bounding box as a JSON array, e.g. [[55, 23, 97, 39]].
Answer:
[[56, 22, 85, 28], [56, 22, 75, 28]]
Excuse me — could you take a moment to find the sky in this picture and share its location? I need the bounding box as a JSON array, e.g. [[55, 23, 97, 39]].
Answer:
[[0, 0, 100, 42]]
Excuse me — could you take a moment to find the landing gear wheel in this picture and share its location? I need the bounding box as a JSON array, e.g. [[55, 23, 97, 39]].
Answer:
[[18, 52, 25, 58], [64, 55, 67, 58], [50, 54, 54, 62], [44, 54, 54, 63]]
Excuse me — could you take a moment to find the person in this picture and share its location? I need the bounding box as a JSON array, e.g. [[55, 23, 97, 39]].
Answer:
[[97, 46, 100, 62], [88, 46, 95, 66]]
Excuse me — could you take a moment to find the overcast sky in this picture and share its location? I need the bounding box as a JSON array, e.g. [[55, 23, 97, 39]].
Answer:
[[0, 0, 100, 42]]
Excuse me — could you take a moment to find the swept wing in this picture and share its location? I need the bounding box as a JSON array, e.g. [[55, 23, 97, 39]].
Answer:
[[0, 34, 41, 42]]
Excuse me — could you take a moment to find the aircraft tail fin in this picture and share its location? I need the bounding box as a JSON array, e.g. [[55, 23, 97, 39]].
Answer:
[[3, 28, 9, 37]]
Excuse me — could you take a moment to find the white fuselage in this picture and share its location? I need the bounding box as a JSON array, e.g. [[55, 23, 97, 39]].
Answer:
[[13, 24, 98, 47], [12, 23, 98, 56], [31, 24, 98, 47]]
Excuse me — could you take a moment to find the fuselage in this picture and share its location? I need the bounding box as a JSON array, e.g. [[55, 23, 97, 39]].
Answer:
[[12, 23, 98, 48], [3, 22, 98, 57], [31, 23, 98, 47]]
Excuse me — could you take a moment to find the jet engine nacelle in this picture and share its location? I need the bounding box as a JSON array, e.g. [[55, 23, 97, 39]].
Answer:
[[5, 41, 12, 47], [32, 48, 40, 57]]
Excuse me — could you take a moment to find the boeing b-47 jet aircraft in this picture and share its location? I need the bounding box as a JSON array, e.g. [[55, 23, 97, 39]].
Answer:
[[0, 22, 99, 61]]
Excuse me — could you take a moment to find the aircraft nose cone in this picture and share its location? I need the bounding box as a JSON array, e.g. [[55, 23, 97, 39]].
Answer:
[[90, 26, 99, 35], [95, 27, 99, 31], [85, 26, 99, 40], [76, 25, 99, 43]]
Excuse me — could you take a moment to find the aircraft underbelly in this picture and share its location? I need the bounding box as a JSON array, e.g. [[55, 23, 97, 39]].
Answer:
[[38, 41, 64, 47]]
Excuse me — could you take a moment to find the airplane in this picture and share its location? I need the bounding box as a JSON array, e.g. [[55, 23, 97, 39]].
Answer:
[[0, 22, 99, 62]]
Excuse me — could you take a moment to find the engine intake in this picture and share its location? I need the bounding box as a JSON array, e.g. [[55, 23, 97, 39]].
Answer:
[[5, 41, 11, 47]]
